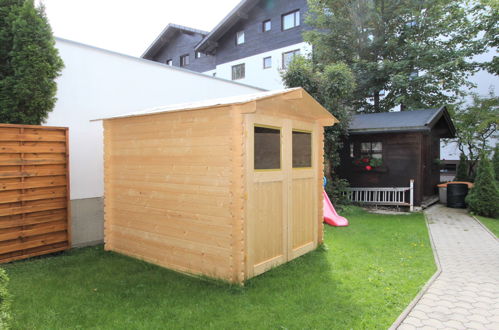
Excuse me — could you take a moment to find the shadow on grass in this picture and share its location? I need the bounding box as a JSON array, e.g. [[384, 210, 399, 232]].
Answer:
[[5, 244, 363, 329]]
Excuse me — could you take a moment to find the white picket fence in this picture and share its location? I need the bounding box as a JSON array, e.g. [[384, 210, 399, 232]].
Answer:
[[345, 180, 414, 212]]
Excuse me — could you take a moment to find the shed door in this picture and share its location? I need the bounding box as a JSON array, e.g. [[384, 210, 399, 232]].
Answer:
[[245, 115, 318, 279]]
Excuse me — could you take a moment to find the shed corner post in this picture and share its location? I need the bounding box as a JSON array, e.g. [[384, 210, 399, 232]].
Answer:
[[409, 179, 414, 212]]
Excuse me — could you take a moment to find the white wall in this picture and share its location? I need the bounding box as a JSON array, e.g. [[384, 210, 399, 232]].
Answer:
[[46, 38, 263, 200], [205, 42, 312, 90]]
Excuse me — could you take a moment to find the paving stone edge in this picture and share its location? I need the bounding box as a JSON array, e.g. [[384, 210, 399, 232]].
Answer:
[[471, 215, 498, 242], [389, 210, 443, 330]]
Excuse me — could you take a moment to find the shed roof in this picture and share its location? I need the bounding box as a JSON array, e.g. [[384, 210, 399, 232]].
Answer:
[[94, 88, 338, 126], [349, 107, 455, 137]]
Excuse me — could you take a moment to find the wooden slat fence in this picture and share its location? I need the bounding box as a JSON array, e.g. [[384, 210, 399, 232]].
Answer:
[[0, 124, 70, 263], [344, 180, 414, 211]]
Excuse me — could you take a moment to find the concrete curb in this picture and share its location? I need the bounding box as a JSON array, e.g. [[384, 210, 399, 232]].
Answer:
[[472, 215, 498, 242], [389, 208, 443, 330]]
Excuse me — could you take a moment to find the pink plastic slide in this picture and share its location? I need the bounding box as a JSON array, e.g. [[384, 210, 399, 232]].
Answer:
[[323, 190, 349, 226]]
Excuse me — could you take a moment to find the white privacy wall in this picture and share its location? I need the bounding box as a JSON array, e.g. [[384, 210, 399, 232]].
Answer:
[[46, 38, 263, 200]]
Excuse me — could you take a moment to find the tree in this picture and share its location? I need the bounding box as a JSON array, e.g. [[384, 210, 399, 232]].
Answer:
[[466, 152, 499, 218], [281, 56, 356, 203], [476, 0, 498, 75], [455, 152, 469, 182], [0, 0, 63, 125], [305, 0, 492, 113], [447, 91, 498, 179], [493, 144, 499, 180]]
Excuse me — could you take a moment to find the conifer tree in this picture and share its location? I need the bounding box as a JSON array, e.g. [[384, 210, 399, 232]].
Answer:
[[493, 144, 499, 181], [455, 153, 469, 182], [0, 0, 63, 125], [466, 153, 499, 218]]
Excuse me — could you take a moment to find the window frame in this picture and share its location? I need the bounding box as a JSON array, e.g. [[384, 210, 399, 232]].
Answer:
[[282, 10, 300, 31], [360, 141, 383, 160], [195, 52, 202, 59], [282, 49, 301, 69], [254, 124, 282, 171], [292, 129, 312, 169], [180, 54, 189, 67], [236, 30, 245, 45], [262, 19, 271, 32], [263, 56, 272, 69], [231, 63, 245, 80]]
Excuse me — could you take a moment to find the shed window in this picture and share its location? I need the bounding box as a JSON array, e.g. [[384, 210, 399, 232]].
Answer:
[[236, 31, 245, 45], [254, 126, 281, 170], [180, 54, 189, 67], [292, 131, 312, 168], [282, 10, 300, 30], [232, 63, 245, 80], [361, 142, 382, 159]]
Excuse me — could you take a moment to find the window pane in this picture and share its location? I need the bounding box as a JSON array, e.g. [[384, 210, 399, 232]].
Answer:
[[293, 131, 312, 168], [263, 56, 272, 68], [295, 10, 300, 26], [263, 20, 271, 32], [231, 64, 245, 80], [254, 126, 280, 170], [282, 49, 300, 69], [283, 13, 294, 30], [350, 142, 354, 158], [166, 59, 172, 66], [371, 142, 382, 152], [236, 31, 245, 45], [360, 142, 371, 153]]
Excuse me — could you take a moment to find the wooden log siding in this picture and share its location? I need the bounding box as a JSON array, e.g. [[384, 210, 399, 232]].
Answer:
[[0, 124, 70, 263]]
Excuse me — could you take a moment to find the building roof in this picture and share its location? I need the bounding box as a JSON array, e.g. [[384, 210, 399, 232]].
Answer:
[[349, 107, 456, 137], [194, 0, 258, 54], [142, 23, 209, 59], [94, 87, 338, 125]]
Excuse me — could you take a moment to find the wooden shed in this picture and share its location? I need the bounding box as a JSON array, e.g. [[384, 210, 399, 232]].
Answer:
[[338, 107, 455, 206], [99, 88, 337, 283]]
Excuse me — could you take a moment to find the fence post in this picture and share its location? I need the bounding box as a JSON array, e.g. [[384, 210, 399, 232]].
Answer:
[[409, 179, 414, 212]]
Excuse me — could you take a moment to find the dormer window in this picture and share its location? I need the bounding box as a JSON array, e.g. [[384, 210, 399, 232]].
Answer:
[[282, 10, 300, 30], [236, 31, 245, 45], [166, 59, 172, 66], [195, 52, 202, 59]]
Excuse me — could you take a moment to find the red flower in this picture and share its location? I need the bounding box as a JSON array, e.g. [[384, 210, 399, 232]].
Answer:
[[365, 165, 372, 171], [362, 158, 369, 163]]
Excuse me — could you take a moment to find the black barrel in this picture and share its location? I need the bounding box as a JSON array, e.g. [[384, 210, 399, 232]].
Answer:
[[447, 183, 468, 208]]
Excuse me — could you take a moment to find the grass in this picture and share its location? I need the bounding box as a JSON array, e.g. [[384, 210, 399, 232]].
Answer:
[[476, 215, 499, 237], [4, 207, 435, 329]]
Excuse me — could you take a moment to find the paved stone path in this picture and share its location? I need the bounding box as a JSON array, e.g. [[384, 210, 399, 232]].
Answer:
[[397, 204, 499, 330]]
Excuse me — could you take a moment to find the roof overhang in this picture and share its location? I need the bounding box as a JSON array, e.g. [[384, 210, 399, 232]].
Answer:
[[194, 0, 257, 54], [142, 24, 208, 59]]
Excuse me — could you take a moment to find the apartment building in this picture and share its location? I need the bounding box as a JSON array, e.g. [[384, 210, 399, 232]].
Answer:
[[142, 0, 310, 90]]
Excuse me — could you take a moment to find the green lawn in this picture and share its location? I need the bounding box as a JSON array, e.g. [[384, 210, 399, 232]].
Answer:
[[4, 207, 435, 329], [476, 215, 499, 237]]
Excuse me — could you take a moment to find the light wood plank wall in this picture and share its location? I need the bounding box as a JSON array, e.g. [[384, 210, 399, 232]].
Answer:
[[104, 107, 240, 281]]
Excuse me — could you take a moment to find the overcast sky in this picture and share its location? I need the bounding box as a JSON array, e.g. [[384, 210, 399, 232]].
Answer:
[[38, 0, 241, 57]]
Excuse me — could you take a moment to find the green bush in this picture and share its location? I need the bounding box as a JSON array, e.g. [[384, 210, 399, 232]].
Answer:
[[0, 267, 11, 329], [466, 153, 499, 218], [455, 152, 469, 181]]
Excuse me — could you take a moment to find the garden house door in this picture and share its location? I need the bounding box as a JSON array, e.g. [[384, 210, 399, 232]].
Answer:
[[245, 114, 319, 278]]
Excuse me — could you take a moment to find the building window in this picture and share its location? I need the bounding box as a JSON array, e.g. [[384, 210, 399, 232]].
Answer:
[[282, 49, 300, 69], [262, 19, 271, 32], [166, 59, 172, 66], [236, 31, 245, 45], [195, 52, 202, 59], [263, 56, 272, 69], [292, 130, 312, 168], [350, 142, 354, 158], [282, 10, 300, 30], [254, 126, 281, 170], [360, 142, 383, 160], [231, 63, 245, 80], [180, 54, 189, 67]]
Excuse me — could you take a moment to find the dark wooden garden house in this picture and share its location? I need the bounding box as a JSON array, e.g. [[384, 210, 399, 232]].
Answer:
[[337, 107, 455, 206]]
